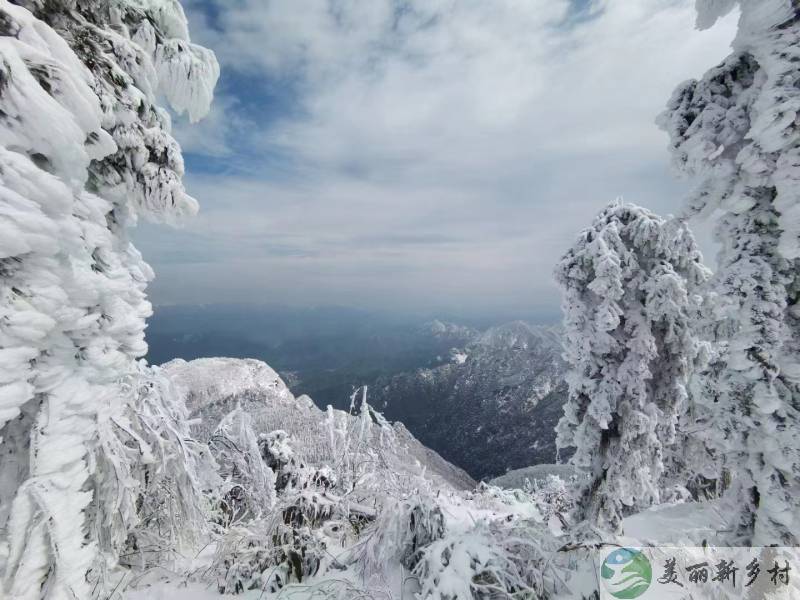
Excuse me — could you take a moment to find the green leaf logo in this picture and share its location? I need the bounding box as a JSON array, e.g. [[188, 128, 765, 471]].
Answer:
[[600, 548, 652, 599]]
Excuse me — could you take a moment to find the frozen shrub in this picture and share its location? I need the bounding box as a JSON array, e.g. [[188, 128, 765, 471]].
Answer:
[[259, 430, 296, 485], [209, 407, 275, 525], [531, 475, 575, 524], [268, 523, 327, 590], [414, 518, 560, 600], [351, 494, 446, 580], [213, 499, 332, 594], [213, 520, 271, 594]]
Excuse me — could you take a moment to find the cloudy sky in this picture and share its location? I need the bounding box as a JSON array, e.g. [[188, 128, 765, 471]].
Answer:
[[134, 0, 738, 318]]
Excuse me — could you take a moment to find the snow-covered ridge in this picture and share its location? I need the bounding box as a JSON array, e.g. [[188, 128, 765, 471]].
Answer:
[[422, 319, 478, 341], [162, 357, 296, 412], [475, 321, 562, 351], [161, 357, 476, 491]]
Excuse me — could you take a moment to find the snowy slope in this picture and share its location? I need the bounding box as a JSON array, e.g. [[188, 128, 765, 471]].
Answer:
[[160, 357, 476, 491], [489, 464, 580, 490]]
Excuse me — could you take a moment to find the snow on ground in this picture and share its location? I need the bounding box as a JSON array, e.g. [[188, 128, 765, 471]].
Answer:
[[123, 486, 550, 600], [119, 477, 734, 600], [126, 582, 236, 600], [622, 499, 727, 545], [452, 351, 468, 364], [489, 463, 579, 489]]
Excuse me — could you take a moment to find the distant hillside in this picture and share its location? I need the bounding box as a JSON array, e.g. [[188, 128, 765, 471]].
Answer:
[[369, 321, 569, 481]]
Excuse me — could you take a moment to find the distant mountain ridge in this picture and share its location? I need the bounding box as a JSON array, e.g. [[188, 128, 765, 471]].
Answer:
[[422, 319, 479, 341], [369, 321, 568, 481]]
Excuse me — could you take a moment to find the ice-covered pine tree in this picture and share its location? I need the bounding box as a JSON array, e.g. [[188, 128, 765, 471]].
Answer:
[[555, 201, 709, 532], [658, 0, 800, 545], [0, 0, 217, 598]]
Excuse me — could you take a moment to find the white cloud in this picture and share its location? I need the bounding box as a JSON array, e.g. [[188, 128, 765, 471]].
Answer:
[[170, 92, 245, 157], [144, 0, 738, 315]]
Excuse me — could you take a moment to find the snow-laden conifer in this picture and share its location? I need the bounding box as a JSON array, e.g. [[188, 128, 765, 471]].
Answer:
[[0, 0, 217, 597], [555, 201, 708, 531], [658, 0, 800, 545]]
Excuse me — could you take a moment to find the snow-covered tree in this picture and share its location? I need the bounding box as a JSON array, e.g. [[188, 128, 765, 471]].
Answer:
[[0, 0, 217, 597], [658, 0, 800, 545], [555, 201, 709, 531]]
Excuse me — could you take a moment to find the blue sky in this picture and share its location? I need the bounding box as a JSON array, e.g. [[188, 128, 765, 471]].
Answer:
[[134, 0, 738, 317]]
